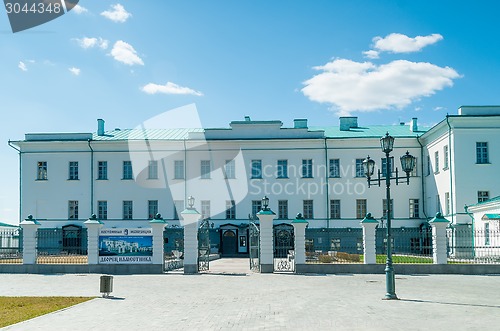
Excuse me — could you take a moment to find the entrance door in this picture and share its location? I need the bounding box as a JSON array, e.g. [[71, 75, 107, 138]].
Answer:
[[222, 230, 237, 257]]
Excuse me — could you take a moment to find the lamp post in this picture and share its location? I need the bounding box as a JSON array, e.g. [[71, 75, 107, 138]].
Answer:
[[362, 132, 416, 300]]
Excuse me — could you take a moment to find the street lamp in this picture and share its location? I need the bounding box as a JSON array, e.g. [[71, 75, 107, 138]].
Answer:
[[187, 196, 195, 209], [262, 196, 270, 211], [363, 132, 416, 300]]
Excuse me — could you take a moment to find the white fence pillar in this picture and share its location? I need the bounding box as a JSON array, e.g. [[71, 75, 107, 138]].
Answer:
[[292, 213, 308, 272], [84, 214, 103, 265], [150, 213, 167, 265], [257, 209, 276, 273], [20, 215, 40, 265], [181, 208, 201, 274], [361, 213, 378, 264], [429, 212, 450, 264]]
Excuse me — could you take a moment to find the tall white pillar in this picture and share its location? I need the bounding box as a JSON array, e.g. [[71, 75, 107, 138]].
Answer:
[[292, 213, 308, 273], [181, 209, 201, 274], [429, 212, 450, 264], [84, 214, 104, 265], [150, 213, 167, 265], [361, 213, 378, 264], [257, 209, 276, 273], [20, 215, 40, 265]]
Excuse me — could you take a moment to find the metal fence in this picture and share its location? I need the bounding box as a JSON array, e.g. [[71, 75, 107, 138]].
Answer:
[[0, 227, 22, 264], [447, 226, 500, 264], [305, 228, 363, 264], [376, 227, 433, 264], [36, 228, 88, 264], [164, 227, 184, 271]]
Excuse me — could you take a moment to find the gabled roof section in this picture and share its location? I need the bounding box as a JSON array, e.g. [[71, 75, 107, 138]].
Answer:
[[0, 222, 19, 228]]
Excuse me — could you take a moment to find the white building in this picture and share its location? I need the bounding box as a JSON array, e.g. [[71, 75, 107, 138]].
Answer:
[[9, 106, 500, 256]]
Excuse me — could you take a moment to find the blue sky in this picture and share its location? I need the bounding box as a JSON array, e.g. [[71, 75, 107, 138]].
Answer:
[[1, 1, 499, 224]]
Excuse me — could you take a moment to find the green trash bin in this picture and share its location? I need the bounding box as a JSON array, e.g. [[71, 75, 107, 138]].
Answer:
[[100, 275, 113, 298]]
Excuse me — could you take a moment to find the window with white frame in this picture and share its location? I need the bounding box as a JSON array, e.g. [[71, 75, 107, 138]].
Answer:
[[426, 155, 431, 176], [97, 161, 107, 180], [224, 160, 235, 179], [410, 158, 418, 177], [68, 200, 78, 219], [434, 151, 439, 173], [382, 199, 394, 219], [330, 199, 341, 219], [303, 200, 314, 219], [355, 159, 365, 177], [37, 161, 47, 180], [174, 160, 185, 179], [173, 200, 184, 220], [436, 195, 441, 213], [478, 191, 489, 203], [356, 199, 367, 219], [252, 200, 262, 217], [277, 159, 288, 178], [381, 157, 394, 177], [302, 159, 313, 178], [251, 160, 262, 179], [443, 145, 449, 170], [201, 200, 211, 219], [201, 160, 211, 179], [98, 201, 107, 220], [409, 199, 419, 218], [148, 160, 158, 179], [123, 161, 133, 180], [445, 192, 450, 215], [329, 159, 340, 178], [278, 200, 288, 219], [148, 200, 158, 219], [226, 200, 235, 219], [476, 142, 489, 164], [123, 201, 133, 220], [69, 161, 79, 180]]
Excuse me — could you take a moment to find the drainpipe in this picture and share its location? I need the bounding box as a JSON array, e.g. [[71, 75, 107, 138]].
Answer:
[[446, 116, 454, 224], [8, 141, 21, 223], [87, 139, 94, 215], [464, 204, 475, 258], [324, 138, 330, 230], [416, 135, 428, 221], [183, 139, 187, 203]]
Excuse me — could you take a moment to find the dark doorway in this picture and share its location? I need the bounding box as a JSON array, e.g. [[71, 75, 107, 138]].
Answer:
[[222, 229, 237, 257], [62, 225, 83, 254]]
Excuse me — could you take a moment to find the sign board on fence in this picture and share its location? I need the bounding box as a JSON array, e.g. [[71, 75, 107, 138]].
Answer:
[[98, 228, 153, 264]]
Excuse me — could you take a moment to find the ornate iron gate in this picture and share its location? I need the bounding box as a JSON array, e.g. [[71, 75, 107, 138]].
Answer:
[[198, 219, 210, 271], [163, 227, 184, 272], [274, 224, 295, 272], [249, 215, 260, 272]]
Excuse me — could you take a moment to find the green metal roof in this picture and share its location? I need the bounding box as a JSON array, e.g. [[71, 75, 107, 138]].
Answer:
[[0, 222, 18, 228], [482, 214, 500, 220], [92, 128, 203, 141], [310, 125, 429, 139], [466, 196, 500, 208]]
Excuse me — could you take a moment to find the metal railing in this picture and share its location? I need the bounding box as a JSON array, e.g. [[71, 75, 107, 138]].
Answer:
[[36, 228, 88, 264], [305, 228, 363, 264], [447, 226, 500, 264], [0, 228, 22, 264], [376, 227, 433, 264], [164, 228, 184, 271]]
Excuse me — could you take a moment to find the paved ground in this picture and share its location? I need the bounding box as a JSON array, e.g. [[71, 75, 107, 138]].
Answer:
[[1, 259, 499, 330]]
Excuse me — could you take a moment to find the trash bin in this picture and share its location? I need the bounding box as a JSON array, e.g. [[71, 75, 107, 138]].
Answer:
[[100, 275, 113, 298]]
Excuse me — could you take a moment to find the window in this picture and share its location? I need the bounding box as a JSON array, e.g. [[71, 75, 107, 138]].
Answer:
[[252, 200, 262, 217], [329, 159, 340, 178], [69, 162, 79, 180], [201, 160, 211, 179], [445, 192, 450, 215], [173, 200, 184, 220], [436, 195, 441, 213], [251, 160, 262, 179], [98, 201, 107, 220], [356, 199, 367, 219], [410, 158, 418, 177], [381, 157, 394, 177], [226, 200, 235, 219], [303, 200, 314, 219], [485, 223, 490, 246], [443, 145, 449, 170], [123, 161, 133, 180], [302, 159, 313, 178], [355, 159, 365, 177], [278, 200, 288, 219], [409, 199, 419, 218], [68, 200, 78, 219], [478, 191, 490, 203], [382, 199, 394, 219], [37, 161, 47, 180], [330, 199, 341, 219], [98, 161, 107, 180], [201, 200, 211, 219], [174, 160, 185, 179], [148, 160, 158, 179], [426, 155, 431, 176], [277, 159, 288, 178], [434, 151, 439, 173], [476, 142, 489, 164], [224, 160, 235, 179], [148, 200, 158, 219], [123, 201, 133, 220]]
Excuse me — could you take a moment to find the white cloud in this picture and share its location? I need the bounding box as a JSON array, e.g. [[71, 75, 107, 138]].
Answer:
[[302, 58, 460, 115], [373, 33, 443, 53], [363, 50, 379, 59], [69, 67, 81, 76], [142, 82, 203, 96], [101, 4, 131, 23], [110, 41, 144, 66], [72, 4, 88, 14], [434, 106, 445, 111], [74, 37, 109, 50], [18, 61, 27, 71]]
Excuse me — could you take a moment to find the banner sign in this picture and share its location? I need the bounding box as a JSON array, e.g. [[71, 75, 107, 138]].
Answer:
[[98, 228, 153, 264]]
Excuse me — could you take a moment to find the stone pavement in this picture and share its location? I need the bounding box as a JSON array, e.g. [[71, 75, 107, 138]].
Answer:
[[1, 259, 499, 330]]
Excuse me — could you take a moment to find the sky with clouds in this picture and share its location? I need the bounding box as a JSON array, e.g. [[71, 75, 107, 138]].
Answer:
[[1, 0, 500, 223]]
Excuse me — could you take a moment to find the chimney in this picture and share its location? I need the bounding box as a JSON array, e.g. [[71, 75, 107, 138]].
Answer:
[[410, 118, 418, 132], [97, 119, 105, 136], [294, 118, 308, 129], [339, 117, 358, 131], [244, 116, 251, 121]]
